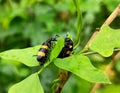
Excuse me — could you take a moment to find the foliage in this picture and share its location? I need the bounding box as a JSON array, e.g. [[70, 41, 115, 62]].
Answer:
[[0, 46, 40, 66], [54, 54, 110, 83], [0, 0, 120, 93], [9, 73, 44, 93], [90, 26, 120, 57]]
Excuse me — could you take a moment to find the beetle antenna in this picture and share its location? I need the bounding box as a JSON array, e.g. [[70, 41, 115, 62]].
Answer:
[[33, 55, 37, 57]]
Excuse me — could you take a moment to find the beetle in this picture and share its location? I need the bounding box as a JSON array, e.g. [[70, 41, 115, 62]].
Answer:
[[36, 35, 59, 65], [57, 37, 73, 58]]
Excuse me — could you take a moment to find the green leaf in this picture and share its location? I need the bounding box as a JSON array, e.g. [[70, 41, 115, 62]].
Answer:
[[50, 37, 64, 61], [8, 73, 44, 93], [0, 46, 40, 67], [89, 25, 120, 57], [54, 54, 110, 83], [0, 37, 64, 67], [98, 84, 120, 93]]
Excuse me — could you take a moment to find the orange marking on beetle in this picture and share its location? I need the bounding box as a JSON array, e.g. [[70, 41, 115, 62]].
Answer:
[[69, 45, 73, 49], [40, 45, 48, 49], [38, 52, 46, 57], [66, 51, 71, 54]]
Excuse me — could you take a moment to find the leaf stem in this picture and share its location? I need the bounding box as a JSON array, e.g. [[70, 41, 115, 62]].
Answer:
[[37, 65, 45, 74], [37, 61, 51, 74], [82, 48, 120, 56]]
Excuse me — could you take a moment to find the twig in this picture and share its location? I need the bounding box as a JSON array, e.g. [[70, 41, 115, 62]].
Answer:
[[55, 70, 71, 93], [82, 28, 100, 52], [101, 4, 120, 27]]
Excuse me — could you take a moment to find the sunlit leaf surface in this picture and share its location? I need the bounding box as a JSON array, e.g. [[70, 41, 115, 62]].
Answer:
[[90, 25, 120, 57], [54, 54, 110, 83]]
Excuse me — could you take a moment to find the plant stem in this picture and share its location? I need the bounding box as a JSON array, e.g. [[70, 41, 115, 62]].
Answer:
[[83, 48, 120, 56], [37, 61, 51, 74], [37, 66, 45, 74], [81, 28, 100, 52], [54, 70, 71, 93], [101, 4, 120, 27], [73, 0, 82, 48]]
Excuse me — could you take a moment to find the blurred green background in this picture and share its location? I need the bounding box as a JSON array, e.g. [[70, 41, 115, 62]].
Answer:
[[0, 0, 120, 93]]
